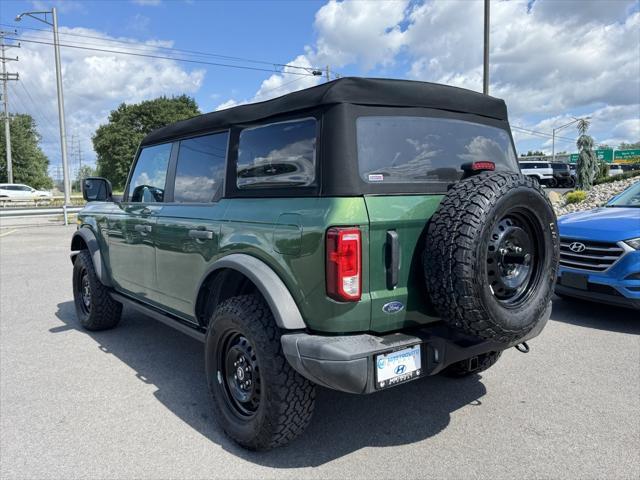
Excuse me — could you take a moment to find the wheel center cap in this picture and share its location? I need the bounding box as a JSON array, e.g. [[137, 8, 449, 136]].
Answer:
[[236, 367, 245, 380]]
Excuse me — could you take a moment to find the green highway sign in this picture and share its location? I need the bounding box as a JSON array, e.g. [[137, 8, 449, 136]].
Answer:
[[568, 149, 639, 164], [614, 149, 640, 163]]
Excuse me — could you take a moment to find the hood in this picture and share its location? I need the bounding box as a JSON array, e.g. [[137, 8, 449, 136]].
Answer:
[[558, 207, 640, 242]]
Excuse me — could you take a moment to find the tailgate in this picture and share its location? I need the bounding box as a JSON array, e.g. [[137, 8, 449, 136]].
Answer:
[[364, 195, 443, 332]]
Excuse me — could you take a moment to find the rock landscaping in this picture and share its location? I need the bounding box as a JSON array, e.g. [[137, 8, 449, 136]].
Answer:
[[551, 174, 640, 217]]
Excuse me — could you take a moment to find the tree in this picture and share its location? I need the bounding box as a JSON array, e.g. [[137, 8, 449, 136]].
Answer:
[[521, 150, 545, 157], [0, 114, 53, 189], [619, 141, 640, 150], [575, 119, 598, 190], [93, 95, 200, 189], [72, 165, 96, 192]]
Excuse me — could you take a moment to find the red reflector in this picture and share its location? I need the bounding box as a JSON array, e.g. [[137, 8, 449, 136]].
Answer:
[[326, 227, 362, 301], [472, 161, 495, 171]]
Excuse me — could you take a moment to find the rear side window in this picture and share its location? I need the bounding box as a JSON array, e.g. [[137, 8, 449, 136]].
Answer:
[[127, 143, 172, 203], [173, 132, 229, 202], [237, 118, 316, 188], [357, 116, 517, 184]]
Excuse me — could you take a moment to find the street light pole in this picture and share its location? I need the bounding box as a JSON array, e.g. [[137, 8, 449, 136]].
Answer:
[[16, 8, 70, 225], [483, 0, 490, 95]]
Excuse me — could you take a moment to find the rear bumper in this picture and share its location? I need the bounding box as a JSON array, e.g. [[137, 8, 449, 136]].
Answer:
[[282, 302, 551, 394]]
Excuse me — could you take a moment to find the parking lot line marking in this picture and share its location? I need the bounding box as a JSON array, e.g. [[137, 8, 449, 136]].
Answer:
[[0, 229, 17, 238]]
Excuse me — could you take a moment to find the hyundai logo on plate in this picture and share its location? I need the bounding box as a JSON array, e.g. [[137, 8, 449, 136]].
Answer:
[[394, 364, 406, 375], [382, 301, 405, 314], [569, 242, 587, 253]]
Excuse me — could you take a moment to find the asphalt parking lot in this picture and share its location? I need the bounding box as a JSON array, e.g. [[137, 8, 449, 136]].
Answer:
[[1, 225, 638, 479]]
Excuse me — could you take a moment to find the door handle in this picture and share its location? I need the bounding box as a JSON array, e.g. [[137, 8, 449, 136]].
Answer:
[[134, 224, 152, 233], [386, 230, 399, 289], [188, 229, 213, 240]]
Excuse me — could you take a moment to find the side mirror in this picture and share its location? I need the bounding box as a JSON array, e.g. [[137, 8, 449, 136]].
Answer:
[[83, 177, 113, 202]]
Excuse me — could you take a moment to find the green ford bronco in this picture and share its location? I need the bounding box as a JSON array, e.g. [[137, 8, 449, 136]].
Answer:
[[71, 77, 559, 450]]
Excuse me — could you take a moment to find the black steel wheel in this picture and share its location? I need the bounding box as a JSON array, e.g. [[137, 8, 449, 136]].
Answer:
[[486, 210, 545, 308], [205, 294, 315, 450], [218, 332, 262, 418]]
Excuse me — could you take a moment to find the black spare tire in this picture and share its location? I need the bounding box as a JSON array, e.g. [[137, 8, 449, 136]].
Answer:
[[424, 172, 559, 343]]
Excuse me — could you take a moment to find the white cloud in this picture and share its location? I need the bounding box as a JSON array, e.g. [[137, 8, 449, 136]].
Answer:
[[10, 27, 204, 172], [221, 0, 638, 153]]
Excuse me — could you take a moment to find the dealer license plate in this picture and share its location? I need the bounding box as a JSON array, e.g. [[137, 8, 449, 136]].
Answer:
[[375, 344, 422, 389]]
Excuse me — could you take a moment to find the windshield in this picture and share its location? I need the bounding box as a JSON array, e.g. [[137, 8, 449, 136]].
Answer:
[[607, 182, 640, 207], [357, 116, 517, 184]]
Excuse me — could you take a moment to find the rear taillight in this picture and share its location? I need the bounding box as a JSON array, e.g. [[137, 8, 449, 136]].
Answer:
[[326, 227, 361, 301]]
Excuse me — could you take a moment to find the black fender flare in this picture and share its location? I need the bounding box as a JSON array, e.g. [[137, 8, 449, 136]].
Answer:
[[70, 228, 113, 288], [196, 253, 306, 330]]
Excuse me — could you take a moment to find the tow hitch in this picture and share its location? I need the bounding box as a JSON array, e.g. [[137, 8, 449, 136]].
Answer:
[[515, 341, 530, 353]]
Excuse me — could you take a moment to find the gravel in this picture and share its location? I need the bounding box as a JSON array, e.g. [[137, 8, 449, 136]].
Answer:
[[552, 175, 640, 217]]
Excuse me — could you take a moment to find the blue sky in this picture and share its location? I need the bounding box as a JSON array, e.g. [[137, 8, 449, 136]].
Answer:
[[1, 0, 638, 178]]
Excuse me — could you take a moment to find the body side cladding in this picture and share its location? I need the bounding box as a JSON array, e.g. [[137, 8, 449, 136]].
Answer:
[[70, 227, 113, 288], [196, 253, 306, 330]]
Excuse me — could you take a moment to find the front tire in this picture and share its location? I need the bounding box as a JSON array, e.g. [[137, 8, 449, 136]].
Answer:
[[72, 250, 122, 331], [205, 294, 316, 450]]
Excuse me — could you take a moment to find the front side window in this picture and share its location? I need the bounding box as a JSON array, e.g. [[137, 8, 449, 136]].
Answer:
[[357, 116, 517, 184], [237, 118, 316, 188], [127, 143, 172, 203], [173, 132, 228, 202]]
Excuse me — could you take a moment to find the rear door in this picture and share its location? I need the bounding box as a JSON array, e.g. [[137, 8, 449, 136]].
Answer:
[[153, 131, 229, 321], [356, 114, 519, 332]]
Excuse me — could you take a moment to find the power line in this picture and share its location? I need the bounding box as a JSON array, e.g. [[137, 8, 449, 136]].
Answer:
[[8, 36, 322, 77], [512, 125, 576, 143], [1, 23, 326, 73], [16, 80, 59, 136]]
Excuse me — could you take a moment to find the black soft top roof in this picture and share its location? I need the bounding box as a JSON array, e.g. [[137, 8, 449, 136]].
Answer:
[[142, 77, 508, 146]]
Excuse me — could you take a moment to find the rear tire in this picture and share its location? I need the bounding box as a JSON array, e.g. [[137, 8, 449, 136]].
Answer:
[[72, 250, 122, 331], [424, 172, 559, 343], [443, 351, 502, 378], [205, 294, 315, 450]]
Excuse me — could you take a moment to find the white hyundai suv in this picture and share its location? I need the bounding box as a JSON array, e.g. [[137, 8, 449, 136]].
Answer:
[[518, 161, 554, 186]]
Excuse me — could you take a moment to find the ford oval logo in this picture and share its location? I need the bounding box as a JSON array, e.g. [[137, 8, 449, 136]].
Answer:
[[569, 242, 586, 253], [382, 301, 405, 314]]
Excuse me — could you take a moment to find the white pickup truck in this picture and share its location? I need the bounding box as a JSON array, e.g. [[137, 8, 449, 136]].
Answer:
[[518, 161, 554, 186]]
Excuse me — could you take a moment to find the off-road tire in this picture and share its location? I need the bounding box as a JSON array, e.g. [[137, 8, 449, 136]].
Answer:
[[424, 172, 559, 343], [72, 250, 122, 330], [205, 294, 315, 451], [442, 351, 502, 378]]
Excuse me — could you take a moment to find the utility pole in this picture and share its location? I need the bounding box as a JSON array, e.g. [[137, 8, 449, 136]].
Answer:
[[1, 31, 19, 183], [16, 7, 70, 224], [483, 0, 490, 95]]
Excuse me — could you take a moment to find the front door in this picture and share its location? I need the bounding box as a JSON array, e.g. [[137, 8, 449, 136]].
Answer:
[[107, 142, 173, 303]]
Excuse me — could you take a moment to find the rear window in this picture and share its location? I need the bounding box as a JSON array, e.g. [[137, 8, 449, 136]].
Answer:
[[237, 118, 316, 188], [357, 116, 517, 184]]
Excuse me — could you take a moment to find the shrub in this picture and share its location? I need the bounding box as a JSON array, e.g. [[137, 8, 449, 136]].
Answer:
[[596, 163, 610, 182], [565, 190, 587, 204], [593, 170, 640, 185]]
